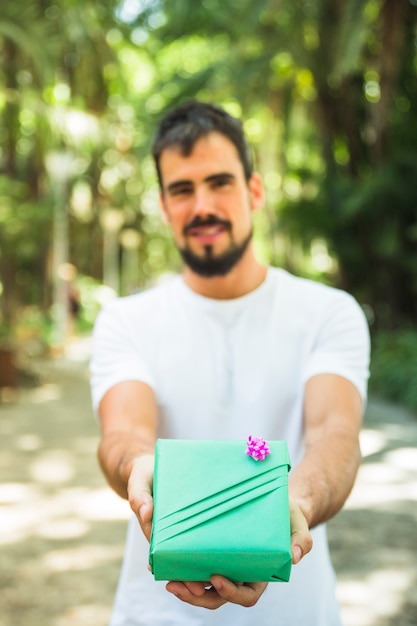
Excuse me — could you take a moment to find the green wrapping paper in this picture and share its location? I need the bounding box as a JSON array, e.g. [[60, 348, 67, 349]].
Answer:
[[149, 439, 292, 582]]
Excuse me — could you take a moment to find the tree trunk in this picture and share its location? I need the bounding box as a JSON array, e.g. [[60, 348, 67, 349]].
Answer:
[[370, 0, 409, 165], [0, 39, 19, 327], [2, 38, 19, 178], [0, 250, 17, 329]]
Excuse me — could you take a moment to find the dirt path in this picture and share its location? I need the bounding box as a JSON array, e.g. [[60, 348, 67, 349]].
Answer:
[[0, 339, 416, 626], [328, 397, 417, 626]]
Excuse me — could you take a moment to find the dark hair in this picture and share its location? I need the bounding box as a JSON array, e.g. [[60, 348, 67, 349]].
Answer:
[[152, 100, 253, 188]]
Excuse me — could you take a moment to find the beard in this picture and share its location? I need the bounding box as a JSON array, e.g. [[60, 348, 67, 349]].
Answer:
[[178, 215, 253, 277]]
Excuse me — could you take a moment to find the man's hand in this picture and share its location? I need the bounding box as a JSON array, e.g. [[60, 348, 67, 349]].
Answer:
[[127, 454, 155, 541], [165, 502, 311, 610], [290, 499, 313, 564], [166, 578, 268, 610]]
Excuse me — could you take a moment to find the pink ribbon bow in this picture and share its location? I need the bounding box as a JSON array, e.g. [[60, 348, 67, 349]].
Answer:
[[246, 436, 271, 461]]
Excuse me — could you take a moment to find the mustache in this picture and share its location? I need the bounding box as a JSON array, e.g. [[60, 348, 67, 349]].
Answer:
[[183, 215, 232, 235]]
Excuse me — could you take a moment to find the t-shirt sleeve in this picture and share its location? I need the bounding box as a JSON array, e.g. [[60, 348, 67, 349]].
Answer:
[[302, 292, 371, 401], [90, 300, 155, 413]]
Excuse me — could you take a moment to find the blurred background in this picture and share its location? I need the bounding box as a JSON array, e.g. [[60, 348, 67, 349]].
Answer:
[[0, 0, 416, 401], [0, 1, 416, 625]]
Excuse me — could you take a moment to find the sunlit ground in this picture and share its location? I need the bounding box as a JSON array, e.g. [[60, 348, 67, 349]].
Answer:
[[0, 341, 131, 626], [0, 340, 416, 625], [328, 400, 417, 626]]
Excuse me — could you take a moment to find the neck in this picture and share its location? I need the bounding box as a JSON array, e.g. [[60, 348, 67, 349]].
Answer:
[[183, 244, 267, 299]]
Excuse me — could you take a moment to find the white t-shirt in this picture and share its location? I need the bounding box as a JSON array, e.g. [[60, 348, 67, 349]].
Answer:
[[90, 267, 370, 626]]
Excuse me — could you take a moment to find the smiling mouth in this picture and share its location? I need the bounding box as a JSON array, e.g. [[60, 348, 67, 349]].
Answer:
[[186, 224, 229, 246], [188, 224, 226, 237], [184, 216, 232, 240]]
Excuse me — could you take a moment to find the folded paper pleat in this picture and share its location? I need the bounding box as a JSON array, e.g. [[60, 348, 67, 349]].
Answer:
[[156, 474, 288, 543]]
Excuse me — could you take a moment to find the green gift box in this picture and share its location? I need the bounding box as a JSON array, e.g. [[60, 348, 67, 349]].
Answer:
[[149, 439, 292, 583]]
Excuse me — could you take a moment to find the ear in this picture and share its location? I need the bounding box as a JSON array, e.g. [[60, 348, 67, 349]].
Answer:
[[248, 172, 264, 213], [159, 192, 170, 225]]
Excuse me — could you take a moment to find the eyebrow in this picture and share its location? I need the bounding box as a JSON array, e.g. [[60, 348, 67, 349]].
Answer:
[[165, 172, 235, 194], [206, 173, 235, 184], [165, 180, 193, 194]]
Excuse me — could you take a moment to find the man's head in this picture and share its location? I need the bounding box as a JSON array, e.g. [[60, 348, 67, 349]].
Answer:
[[152, 101, 263, 280], [152, 100, 253, 189]]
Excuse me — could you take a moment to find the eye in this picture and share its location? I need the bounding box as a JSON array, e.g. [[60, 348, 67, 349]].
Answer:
[[211, 176, 233, 189], [169, 184, 193, 197]]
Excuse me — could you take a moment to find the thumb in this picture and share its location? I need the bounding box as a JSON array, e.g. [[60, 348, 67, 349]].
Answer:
[[137, 491, 154, 542], [289, 500, 313, 564], [127, 454, 154, 542]]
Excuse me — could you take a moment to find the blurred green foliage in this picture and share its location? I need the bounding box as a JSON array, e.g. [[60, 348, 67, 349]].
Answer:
[[370, 330, 417, 411]]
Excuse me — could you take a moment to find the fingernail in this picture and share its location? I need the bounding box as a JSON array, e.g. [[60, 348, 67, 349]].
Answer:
[[139, 504, 146, 521], [293, 546, 302, 563]]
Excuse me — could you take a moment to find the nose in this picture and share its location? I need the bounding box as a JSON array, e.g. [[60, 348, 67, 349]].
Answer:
[[192, 186, 214, 218]]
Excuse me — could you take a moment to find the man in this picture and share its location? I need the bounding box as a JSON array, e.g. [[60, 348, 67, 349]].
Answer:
[[90, 100, 370, 625]]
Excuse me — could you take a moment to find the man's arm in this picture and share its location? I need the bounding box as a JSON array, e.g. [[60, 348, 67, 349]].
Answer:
[[97, 380, 158, 538], [289, 372, 364, 561]]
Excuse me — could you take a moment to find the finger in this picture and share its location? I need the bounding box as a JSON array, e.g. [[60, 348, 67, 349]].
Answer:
[[128, 454, 154, 496], [137, 493, 154, 541], [129, 490, 154, 541], [210, 576, 268, 608], [128, 455, 155, 541], [183, 581, 211, 596], [166, 581, 226, 609], [166, 581, 207, 598], [290, 502, 313, 564]]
